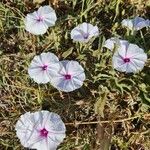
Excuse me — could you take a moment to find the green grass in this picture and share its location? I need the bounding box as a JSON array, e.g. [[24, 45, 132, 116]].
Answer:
[[0, 0, 150, 149]]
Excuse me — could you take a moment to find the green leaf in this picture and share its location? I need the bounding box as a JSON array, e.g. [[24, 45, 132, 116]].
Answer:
[[140, 91, 150, 106], [62, 48, 73, 58], [94, 88, 108, 118]]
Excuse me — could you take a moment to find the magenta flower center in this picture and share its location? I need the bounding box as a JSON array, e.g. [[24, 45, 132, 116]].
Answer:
[[64, 74, 71, 80], [40, 128, 48, 137], [36, 16, 43, 22], [41, 65, 48, 71], [83, 33, 89, 39], [123, 58, 130, 63]]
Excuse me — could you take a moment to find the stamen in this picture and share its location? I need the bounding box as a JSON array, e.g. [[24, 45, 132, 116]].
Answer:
[[42, 65, 48, 71], [123, 58, 130, 63], [40, 128, 48, 137], [83, 33, 89, 39], [36, 16, 43, 22], [64, 74, 71, 80]]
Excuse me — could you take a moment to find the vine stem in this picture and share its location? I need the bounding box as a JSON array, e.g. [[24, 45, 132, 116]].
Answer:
[[65, 113, 150, 126]]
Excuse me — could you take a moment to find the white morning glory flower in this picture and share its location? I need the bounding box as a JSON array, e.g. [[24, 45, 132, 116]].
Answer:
[[71, 22, 99, 42], [50, 60, 86, 92], [112, 42, 147, 73], [103, 37, 128, 51], [15, 111, 66, 150], [28, 52, 60, 84], [122, 16, 150, 31], [25, 5, 57, 35]]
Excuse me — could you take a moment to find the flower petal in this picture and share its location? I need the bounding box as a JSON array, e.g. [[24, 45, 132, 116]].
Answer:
[[112, 42, 147, 73], [122, 19, 133, 30], [71, 22, 99, 42], [38, 6, 57, 27], [15, 111, 66, 150], [50, 60, 85, 92], [25, 5, 57, 35], [28, 52, 60, 84]]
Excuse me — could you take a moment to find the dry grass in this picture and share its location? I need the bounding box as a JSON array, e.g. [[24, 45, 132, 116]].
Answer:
[[0, 0, 150, 149]]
